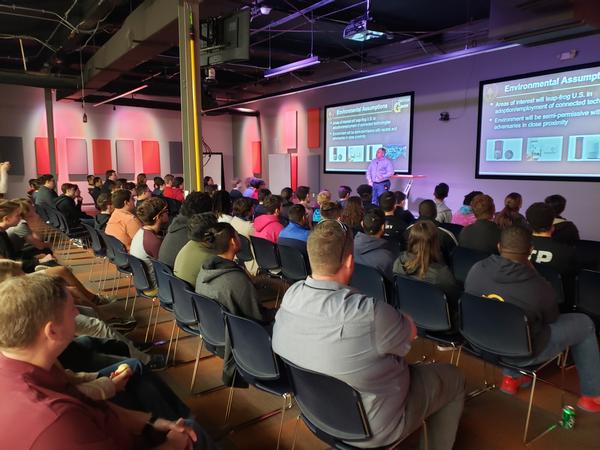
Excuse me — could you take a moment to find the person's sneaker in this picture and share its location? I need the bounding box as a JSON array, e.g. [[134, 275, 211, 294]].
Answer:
[[94, 294, 117, 306], [577, 396, 600, 412], [72, 238, 84, 248], [106, 318, 137, 333], [500, 375, 532, 395], [146, 354, 167, 371]]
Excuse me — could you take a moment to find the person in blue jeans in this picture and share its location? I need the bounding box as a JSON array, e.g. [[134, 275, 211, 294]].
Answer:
[[366, 147, 394, 204], [465, 225, 600, 412]]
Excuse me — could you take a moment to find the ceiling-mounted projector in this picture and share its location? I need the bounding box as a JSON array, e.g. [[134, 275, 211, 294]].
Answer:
[[343, 16, 391, 42]]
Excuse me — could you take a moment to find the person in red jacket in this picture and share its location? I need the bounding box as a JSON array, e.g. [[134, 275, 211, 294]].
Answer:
[[163, 175, 184, 203], [253, 195, 284, 243]]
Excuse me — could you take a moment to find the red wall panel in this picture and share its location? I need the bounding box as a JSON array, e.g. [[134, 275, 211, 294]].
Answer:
[[34, 137, 58, 175], [307, 108, 321, 149], [252, 141, 261, 175], [92, 139, 112, 175], [141, 140, 161, 174]]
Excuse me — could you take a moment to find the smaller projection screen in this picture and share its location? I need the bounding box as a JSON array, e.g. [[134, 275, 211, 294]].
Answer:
[[324, 93, 414, 174], [477, 62, 600, 181]]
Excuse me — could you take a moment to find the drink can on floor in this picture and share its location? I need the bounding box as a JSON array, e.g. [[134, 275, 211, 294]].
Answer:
[[560, 406, 576, 430]]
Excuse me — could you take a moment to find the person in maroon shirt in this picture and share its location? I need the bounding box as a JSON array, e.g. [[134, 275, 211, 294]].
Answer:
[[0, 273, 214, 450]]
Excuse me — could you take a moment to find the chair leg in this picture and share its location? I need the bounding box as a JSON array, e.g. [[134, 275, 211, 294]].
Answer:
[[144, 299, 156, 343], [172, 328, 181, 364], [129, 293, 138, 317], [276, 394, 290, 450], [152, 306, 161, 341], [224, 370, 237, 424], [523, 372, 537, 444], [88, 257, 96, 281], [166, 319, 177, 363], [190, 337, 205, 393], [291, 415, 301, 450], [123, 276, 132, 309]]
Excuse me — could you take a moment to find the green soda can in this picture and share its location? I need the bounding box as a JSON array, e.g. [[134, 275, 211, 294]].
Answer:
[[560, 406, 576, 430]]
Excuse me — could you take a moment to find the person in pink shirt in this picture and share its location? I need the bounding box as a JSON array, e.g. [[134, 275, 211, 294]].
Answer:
[[253, 195, 284, 243], [452, 190, 482, 227]]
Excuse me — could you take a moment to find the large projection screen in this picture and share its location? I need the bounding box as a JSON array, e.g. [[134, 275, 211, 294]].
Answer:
[[324, 93, 414, 174], [476, 62, 600, 181]]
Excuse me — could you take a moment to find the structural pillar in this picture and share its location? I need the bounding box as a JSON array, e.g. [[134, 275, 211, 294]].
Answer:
[[178, 0, 203, 191], [44, 88, 57, 177]]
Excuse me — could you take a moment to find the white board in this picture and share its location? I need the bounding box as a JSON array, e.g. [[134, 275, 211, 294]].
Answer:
[[202, 152, 224, 189]]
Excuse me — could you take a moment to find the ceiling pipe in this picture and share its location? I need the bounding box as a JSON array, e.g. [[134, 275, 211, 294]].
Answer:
[[0, 70, 80, 89]]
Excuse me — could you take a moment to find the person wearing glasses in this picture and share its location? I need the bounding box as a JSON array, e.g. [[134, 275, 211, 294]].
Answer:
[[273, 219, 465, 450], [366, 147, 394, 205], [130, 198, 169, 294]]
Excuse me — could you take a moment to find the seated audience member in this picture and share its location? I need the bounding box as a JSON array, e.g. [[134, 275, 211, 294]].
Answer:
[[465, 226, 600, 410], [158, 192, 212, 268], [162, 174, 175, 197], [278, 204, 310, 243], [136, 173, 147, 187], [8, 198, 51, 257], [27, 178, 39, 202], [494, 192, 527, 230], [152, 176, 165, 197], [0, 200, 54, 271], [253, 188, 272, 219], [165, 176, 185, 202], [296, 185, 312, 216], [213, 190, 233, 223], [0, 273, 216, 450], [230, 197, 257, 275], [135, 184, 151, 207], [123, 182, 137, 193], [452, 190, 482, 226], [102, 169, 118, 194], [320, 201, 341, 221], [251, 179, 265, 200], [229, 177, 244, 201], [312, 190, 331, 223], [338, 185, 352, 209], [405, 200, 457, 263], [94, 193, 113, 231], [89, 177, 103, 205], [340, 196, 364, 236], [434, 183, 452, 223], [526, 202, 577, 276], [272, 220, 465, 449], [115, 178, 128, 190], [544, 194, 580, 245], [357, 184, 376, 211], [253, 195, 284, 243], [394, 191, 416, 224], [34, 174, 58, 206], [379, 191, 408, 247], [458, 194, 500, 254], [174, 213, 218, 286], [279, 187, 294, 222], [87, 174, 95, 192], [195, 223, 273, 386], [354, 208, 399, 282], [105, 190, 142, 250], [130, 198, 169, 292], [203, 176, 215, 191], [54, 183, 94, 229], [206, 185, 218, 197], [394, 221, 461, 309], [242, 177, 256, 198]]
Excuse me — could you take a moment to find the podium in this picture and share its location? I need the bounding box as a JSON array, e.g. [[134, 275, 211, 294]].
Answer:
[[391, 174, 426, 196]]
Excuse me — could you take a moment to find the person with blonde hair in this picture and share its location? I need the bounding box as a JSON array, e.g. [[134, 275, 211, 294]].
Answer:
[[312, 190, 331, 222]]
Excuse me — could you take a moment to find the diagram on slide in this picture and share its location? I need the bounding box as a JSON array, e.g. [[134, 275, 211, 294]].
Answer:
[[526, 136, 563, 161], [485, 138, 523, 161]]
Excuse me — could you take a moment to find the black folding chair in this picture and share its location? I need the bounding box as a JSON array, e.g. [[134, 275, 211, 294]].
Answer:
[[81, 223, 108, 288], [126, 253, 157, 318], [438, 222, 463, 240], [395, 275, 462, 364], [459, 293, 564, 444], [282, 359, 392, 450], [235, 234, 254, 264], [349, 263, 390, 304], [223, 312, 293, 446], [250, 235, 281, 274], [451, 246, 490, 286], [99, 231, 133, 306], [575, 239, 600, 271], [575, 269, 600, 326], [534, 263, 566, 307], [165, 274, 198, 365], [148, 258, 175, 342], [278, 243, 310, 283]]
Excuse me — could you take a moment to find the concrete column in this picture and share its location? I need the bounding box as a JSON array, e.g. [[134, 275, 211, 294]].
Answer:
[[44, 88, 57, 177]]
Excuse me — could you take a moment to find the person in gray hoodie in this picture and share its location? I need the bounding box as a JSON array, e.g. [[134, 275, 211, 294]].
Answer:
[[353, 208, 399, 282], [195, 222, 273, 386], [34, 174, 58, 207], [157, 191, 212, 267]]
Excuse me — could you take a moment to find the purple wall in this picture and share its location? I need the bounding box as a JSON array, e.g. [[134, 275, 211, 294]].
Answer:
[[232, 34, 600, 240]]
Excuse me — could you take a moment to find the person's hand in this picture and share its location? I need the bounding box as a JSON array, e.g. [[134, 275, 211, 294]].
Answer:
[[154, 418, 197, 447], [39, 254, 55, 263], [110, 367, 132, 392], [164, 429, 193, 450]]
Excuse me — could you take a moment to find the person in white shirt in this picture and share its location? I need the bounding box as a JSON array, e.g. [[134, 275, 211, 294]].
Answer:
[[434, 182, 452, 223], [366, 148, 394, 204]]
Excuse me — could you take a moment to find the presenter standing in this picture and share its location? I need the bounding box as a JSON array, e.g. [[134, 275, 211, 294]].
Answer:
[[366, 147, 394, 204]]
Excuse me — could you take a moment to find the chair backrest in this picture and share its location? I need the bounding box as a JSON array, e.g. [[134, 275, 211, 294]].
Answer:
[[81, 223, 105, 256], [96, 230, 115, 262], [534, 263, 565, 305], [101, 233, 129, 268], [223, 311, 280, 381], [235, 234, 254, 263], [438, 222, 463, 239], [165, 274, 196, 325], [278, 243, 310, 282], [575, 269, 600, 323], [394, 275, 452, 332], [349, 263, 388, 304], [282, 359, 372, 442], [45, 206, 61, 229], [127, 253, 152, 292], [189, 290, 226, 347], [575, 240, 600, 271], [459, 292, 532, 359], [150, 258, 174, 306], [250, 235, 281, 271], [35, 204, 49, 222], [451, 246, 490, 284]]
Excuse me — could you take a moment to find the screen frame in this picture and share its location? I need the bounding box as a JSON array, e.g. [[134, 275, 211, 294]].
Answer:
[[323, 92, 415, 175], [475, 60, 600, 182]]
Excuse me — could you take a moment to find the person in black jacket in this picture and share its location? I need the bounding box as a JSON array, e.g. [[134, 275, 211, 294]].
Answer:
[[34, 174, 58, 207], [465, 225, 600, 411], [54, 183, 93, 230], [379, 191, 408, 250], [458, 194, 500, 254], [544, 194, 580, 245], [101, 169, 118, 194], [89, 176, 103, 207]]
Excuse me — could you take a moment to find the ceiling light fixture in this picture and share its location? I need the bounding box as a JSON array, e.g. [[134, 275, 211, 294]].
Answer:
[[264, 56, 320, 78], [92, 84, 149, 107]]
